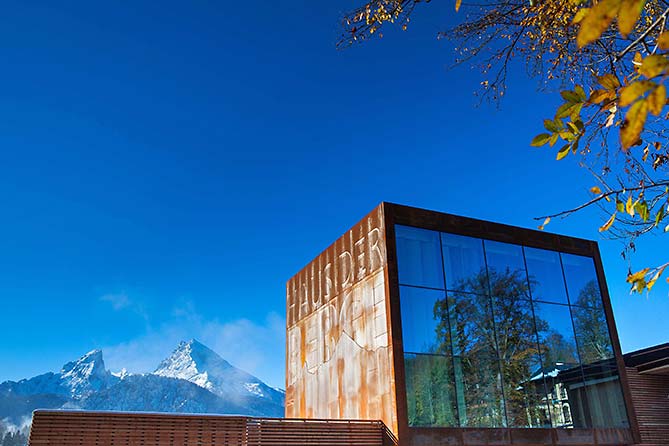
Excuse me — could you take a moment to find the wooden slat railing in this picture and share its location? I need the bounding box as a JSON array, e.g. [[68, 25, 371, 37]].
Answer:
[[29, 410, 398, 446]]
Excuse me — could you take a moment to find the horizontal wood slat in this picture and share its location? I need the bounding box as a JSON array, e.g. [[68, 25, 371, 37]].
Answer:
[[29, 411, 397, 446], [626, 367, 669, 445]]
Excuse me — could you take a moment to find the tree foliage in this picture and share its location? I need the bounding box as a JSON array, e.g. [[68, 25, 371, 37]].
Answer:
[[339, 0, 669, 293]]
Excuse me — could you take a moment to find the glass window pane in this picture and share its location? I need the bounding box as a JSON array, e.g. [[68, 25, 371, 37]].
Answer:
[[533, 302, 581, 428], [448, 292, 496, 358], [503, 358, 551, 428], [571, 305, 614, 363], [533, 302, 580, 367], [404, 353, 459, 427], [524, 247, 568, 304], [490, 293, 549, 428], [561, 253, 603, 309], [396, 225, 444, 289], [453, 353, 506, 427], [581, 358, 629, 428], [545, 364, 588, 428], [400, 286, 447, 354], [447, 291, 506, 427], [441, 233, 486, 292], [484, 241, 530, 300]]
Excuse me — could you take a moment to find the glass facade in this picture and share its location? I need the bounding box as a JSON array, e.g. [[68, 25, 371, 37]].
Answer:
[[396, 225, 629, 429]]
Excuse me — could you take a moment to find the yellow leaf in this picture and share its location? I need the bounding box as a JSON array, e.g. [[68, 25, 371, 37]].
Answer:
[[577, 0, 622, 48], [599, 212, 616, 232], [531, 133, 552, 147], [618, 0, 645, 38], [646, 264, 667, 290], [538, 217, 551, 231], [626, 267, 650, 283], [589, 89, 614, 104], [590, 186, 602, 194], [658, 32, 669, 50], [619, 81, 655, 107], [556, 144, 570, 160], [572, 8, 590, 25], [626, 195, 634, 215], [647, 84, 666, 116], [455, 0, 462, 12], [621, 99, 648, 149], [598, 74, 621, 91], [639, 55, 669, 79]]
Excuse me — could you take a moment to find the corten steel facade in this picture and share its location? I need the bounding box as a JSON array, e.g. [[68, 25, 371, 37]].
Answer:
[[285, 203, 640, 446]]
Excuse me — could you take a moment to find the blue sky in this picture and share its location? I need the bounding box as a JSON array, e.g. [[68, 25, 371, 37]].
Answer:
[[1, 1, 667, 389]]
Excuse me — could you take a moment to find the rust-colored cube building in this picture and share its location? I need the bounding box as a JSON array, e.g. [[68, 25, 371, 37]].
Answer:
[[285, 203, 639, 446]]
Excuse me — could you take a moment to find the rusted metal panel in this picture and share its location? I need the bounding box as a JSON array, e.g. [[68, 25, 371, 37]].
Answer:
[[29, 410, 396, 446], [285, 204, 397, 435]]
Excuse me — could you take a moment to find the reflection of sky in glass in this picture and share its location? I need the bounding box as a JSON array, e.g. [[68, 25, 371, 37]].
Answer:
[[524, 247, 568, 304], [533, 302, 579, 366], [400, 286, 445, 354], [441, 233, 486, 291], [484, 241, 526, 277], [561, 253, 602, 309], [396, 225, 444, 289]]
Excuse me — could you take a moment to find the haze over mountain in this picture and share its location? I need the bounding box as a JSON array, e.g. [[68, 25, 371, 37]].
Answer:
[[0, 339, 285, 436]]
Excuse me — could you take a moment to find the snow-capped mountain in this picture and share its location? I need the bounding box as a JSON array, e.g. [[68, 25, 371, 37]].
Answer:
[[0, 349, 117, 400], [155, 340, 284, 408], [0, 340, 284, 428]]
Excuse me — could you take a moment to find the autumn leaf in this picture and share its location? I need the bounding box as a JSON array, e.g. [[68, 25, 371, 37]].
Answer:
[[531, 133, 552, 147], [627, 268, 650, 283], [658, 31, 669, 50], [618, 81, 655, 107], [599, 212, 616, 232], [639, 55, 669, 78], [538, 217, 550, 230], [455, 0, 462, 12], [572, 7, 590, 25], [597, 74, 621, 91], [556, 144, 571, 160], [589, 89, 615, 104], [616, 199, 625, 212], [590, 186, 602, 194], [634, 200, 650, 221], [561, 90, 582, 103], [618, 0, 646, 38], [626, 195, 634, 215], [647, 84, 666, 115], [577, 0, 622, 48], [646, 264, 668, 290], [621, 99, 648, 149]]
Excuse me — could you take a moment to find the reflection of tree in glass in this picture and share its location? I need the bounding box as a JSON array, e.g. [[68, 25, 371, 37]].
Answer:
[[541, 331, 578, 366], [572, 280, 613, 363], [404, 354, 457, 427], [431, 268, 546, 427]]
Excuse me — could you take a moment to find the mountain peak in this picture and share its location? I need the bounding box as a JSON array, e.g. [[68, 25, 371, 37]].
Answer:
[[61, 350, 104, 375], [154, 340, 233, 390], [153, 340, 284, 405], [60, 349, 112, 397]]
